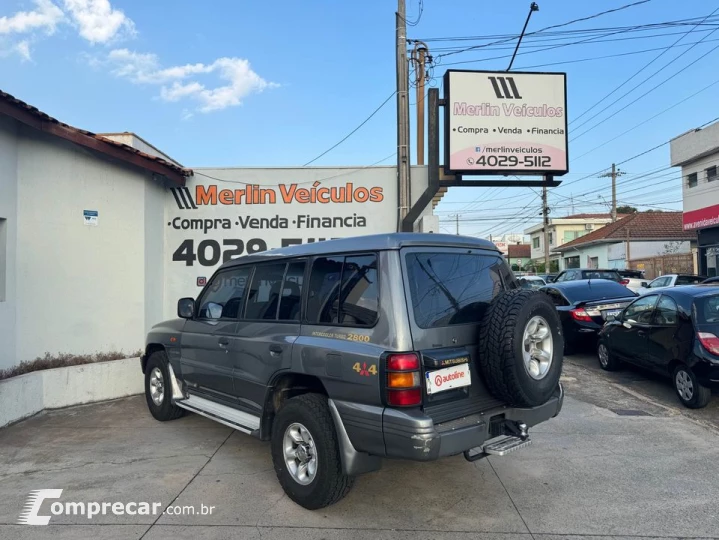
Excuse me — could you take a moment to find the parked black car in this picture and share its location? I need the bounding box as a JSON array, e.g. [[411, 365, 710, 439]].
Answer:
[[598, 285, 719, 409], [541, 279, 637, 354], [554, 268, 622, 283]]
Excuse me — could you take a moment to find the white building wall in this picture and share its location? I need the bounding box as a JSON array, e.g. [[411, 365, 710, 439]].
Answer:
[[11, 127, 164, 365], [0, 116, 19, 370]]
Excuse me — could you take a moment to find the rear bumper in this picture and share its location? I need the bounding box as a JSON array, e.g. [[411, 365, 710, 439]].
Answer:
[[334, 384, 564, 463]]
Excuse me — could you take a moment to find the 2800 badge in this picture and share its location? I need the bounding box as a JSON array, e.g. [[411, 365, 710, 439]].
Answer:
[[473, 155, 552, 168]]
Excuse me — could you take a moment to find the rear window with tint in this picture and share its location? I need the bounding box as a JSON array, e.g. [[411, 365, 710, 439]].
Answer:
[[676, 275, 705, 286], [580, 270, 621, 282], [695, 295, 719, 323], [405, 252, 505, 328], [561, 280, 634, 303]]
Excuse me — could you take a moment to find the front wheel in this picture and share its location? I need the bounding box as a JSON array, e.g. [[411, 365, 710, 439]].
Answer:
[[144, 351, 185, 421], [271, 394, 354, 509], [673, 365, 711, 409]]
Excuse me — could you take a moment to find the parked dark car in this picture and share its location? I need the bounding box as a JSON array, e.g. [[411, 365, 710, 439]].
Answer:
[[554, 268, 622, 283], [598, 285, 719, 409], [702, 276, 719, 284], [541, 279, 637, 354], [539, 273, 558, 283]]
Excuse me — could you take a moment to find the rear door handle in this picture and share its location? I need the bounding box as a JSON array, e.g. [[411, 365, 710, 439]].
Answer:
[[269, 345, 283, 356], [218, 337, 230, 348]]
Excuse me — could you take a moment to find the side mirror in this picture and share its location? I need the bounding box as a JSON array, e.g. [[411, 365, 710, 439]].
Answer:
[[177, 297, 195, 319], [641, 282, 648, 287]]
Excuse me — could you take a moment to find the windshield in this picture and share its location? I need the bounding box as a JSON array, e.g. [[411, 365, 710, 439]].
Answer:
[[562, 280, 635, 303], [405, 252, 506, 328], [580, 270, 621, 282]]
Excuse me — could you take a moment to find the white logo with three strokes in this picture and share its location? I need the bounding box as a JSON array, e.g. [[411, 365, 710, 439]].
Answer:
[[18, 489, 63, 525]]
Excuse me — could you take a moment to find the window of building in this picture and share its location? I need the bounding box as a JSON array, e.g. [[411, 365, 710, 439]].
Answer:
[[0, 218, 6, 302], [564, 255, 580, 269], [405, 252, 504, 328], [278, 261, 305, 321], [707, 166, 717, 183], [533, 237, 540, 249], [564, 230, 586, 243], [244, 263, 287, 320], [548, 232, 554, 245], [687, 172, 698, 188], [197, 267, 252, 320], [306, 254, 379, 327], [589, 256, 599, 269]]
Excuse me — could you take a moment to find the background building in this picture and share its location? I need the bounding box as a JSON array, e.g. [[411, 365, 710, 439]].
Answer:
[[552, 212, 694, 277], [524, 213, 621, 270], [671, 120, 719, 276], [506, 244, 531, 270]]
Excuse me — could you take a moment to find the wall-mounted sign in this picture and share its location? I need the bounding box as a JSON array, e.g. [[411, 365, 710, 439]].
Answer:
[[444, 70, 568, 176], [83, 210, 98, 226]]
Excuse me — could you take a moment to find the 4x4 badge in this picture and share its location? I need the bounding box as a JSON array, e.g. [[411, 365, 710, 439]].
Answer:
[[353, 362, 377, 376]]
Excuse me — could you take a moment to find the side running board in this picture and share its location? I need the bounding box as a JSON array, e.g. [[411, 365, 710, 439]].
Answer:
[[175, 394, 260, 435]]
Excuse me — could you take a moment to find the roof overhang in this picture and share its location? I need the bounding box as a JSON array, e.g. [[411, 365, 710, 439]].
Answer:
[[0, 95, 189, 186]]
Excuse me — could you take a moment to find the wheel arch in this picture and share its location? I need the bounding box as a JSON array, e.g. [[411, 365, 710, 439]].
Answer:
[[260, 372, 329, 440], [142, 343, 166, 374]]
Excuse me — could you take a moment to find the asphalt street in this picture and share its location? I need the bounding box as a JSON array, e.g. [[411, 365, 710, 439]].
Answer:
[[1, 355, 718, 540]]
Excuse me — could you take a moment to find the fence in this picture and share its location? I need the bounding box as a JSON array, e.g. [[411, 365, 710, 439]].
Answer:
[[629, 253, 695, 280]]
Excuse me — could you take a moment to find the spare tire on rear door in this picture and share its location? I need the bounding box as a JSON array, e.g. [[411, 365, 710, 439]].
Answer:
[[478, 289, 563, 407]]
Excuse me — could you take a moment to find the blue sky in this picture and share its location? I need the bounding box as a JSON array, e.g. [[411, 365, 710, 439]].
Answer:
[[1, 0, 717, 236]]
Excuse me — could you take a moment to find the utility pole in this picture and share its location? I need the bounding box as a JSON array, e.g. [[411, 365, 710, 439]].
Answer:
[[396, 0, 411, 229], [411, 41, 430, 165], [542, 186, 550, 270], [599, 164, 625, 222]]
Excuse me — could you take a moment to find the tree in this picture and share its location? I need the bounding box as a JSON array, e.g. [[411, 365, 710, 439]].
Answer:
[[616, 205, 638, 214]]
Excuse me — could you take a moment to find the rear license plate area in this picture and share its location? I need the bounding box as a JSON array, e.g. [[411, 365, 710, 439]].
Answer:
[[425, 363, 472, 395]]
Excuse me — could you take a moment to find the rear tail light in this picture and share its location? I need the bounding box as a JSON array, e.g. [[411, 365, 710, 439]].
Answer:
[[570, 308, 593, 322], [620, 279, 630, 285], [385, 352, 421, 407], [697, 332, 719, 355]]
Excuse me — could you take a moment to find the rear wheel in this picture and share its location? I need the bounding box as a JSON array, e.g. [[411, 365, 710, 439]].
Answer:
[[673, 365, 711, 409], [478, 290, 564, 407], [271, 394, 354, 509], [597, 341, 622, 371]]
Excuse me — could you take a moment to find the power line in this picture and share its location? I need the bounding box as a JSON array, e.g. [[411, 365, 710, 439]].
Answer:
[[399, 0, 424, 26], [434, 0, 653, 60], [302, 91, 396, 166], [569, 7, 719, 126]]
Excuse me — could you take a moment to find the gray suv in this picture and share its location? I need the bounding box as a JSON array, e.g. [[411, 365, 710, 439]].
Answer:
[[141, 233, 564, 508]]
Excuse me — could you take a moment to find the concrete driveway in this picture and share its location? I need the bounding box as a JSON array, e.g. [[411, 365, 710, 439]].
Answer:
[[1, 363, 718, 540]]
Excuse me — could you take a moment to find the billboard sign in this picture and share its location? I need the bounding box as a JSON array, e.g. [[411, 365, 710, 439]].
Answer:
[[163, 167, 398, 315], [493, 241, 509, 255], [444, 70, 568, 176]]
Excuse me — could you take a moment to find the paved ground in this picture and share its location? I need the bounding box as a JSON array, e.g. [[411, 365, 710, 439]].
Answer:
[[1, 356, 718, 540]]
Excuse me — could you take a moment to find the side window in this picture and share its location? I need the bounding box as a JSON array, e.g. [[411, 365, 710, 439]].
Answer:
[[306, 254, 380, 327], [244, 263, 287, 320], [339, 255, 379, 326], [278, 261, 306, 321], [623, 295, 658, 324], [676, 276, 702, 286], [307, 256, 344, 324], [555, 272, 566, 282], [197, 267, 252, 320], [654, 296, 679, 325], [650, 277, 669, 288]]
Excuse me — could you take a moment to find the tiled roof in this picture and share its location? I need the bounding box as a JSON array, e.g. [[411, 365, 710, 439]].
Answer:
[[0, 90, 190, 185], [560, 213, 629, 219], [555, 212, 695, 251], [507, 244, 531, 258]]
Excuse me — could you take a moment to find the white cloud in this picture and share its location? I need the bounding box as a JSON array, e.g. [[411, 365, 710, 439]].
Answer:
[[62, 0, 134, 44], [14, 39, 31, 60], [0, 0, 64, 36], [106, 49, 278, 113]]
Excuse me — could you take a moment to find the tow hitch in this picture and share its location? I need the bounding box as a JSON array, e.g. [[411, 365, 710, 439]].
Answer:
[[463, 421, 531, 462]]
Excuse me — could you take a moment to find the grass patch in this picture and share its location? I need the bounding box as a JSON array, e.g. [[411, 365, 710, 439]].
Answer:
[[0, 350, 142, 381]]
